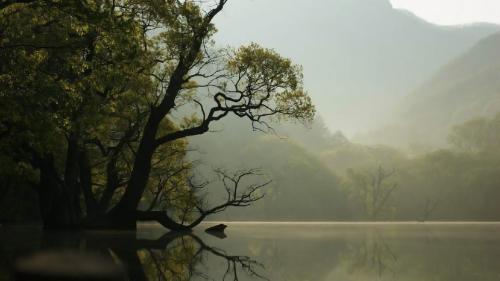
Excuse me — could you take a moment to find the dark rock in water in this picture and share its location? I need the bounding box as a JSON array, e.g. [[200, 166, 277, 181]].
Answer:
[[205, 224, 227, 239], [15, 250, 126, 281], [205, 224, 227, 233]]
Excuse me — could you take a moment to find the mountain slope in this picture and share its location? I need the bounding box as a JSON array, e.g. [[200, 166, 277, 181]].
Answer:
[[214, 0, 499, 134], [366, 31, 500, 148], [406, 32, 500, 122]]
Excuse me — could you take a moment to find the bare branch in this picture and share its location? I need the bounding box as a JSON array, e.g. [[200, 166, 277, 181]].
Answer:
[[192, 168, 269, 222]]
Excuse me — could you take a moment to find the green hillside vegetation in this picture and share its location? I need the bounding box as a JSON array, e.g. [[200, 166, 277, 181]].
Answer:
[[189, 119, 352, 221], [325, 114, 500, 221], [183, 113, 500, 222]]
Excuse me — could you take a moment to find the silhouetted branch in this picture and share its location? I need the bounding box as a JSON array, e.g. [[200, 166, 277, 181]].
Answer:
[[187, 168, 269, 227], [136, 168, 269, 231]]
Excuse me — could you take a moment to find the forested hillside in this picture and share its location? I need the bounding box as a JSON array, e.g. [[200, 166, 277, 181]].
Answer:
[[187, 114, 500, 221]]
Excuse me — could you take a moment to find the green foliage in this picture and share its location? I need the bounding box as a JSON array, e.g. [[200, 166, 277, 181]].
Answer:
[[449, 113, 500, 152], [226, 43, 315, 123], [0, 0, 316, 226], [320, 114, 500, 221]]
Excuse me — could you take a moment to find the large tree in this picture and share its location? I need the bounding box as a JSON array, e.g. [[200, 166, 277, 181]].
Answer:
[[0, 0, 315, 229]]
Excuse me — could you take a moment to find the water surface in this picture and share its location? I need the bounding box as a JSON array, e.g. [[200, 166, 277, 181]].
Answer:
[[1, 222, 500, 280]]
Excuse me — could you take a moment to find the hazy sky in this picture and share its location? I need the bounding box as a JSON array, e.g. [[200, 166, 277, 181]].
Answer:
[[212, 0, 500, 137], [391, 0, 500, 25]]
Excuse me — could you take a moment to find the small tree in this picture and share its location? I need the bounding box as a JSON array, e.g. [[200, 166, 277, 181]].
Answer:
[[421, 196, 440, 222], [346, 166, 398, 220]]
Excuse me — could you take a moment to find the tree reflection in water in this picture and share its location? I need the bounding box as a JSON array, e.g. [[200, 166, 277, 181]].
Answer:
[[86, 232, 266, 281], [129, 233, 267, 281], [342, 232, 398, 278], [0, 228, 266, 281]]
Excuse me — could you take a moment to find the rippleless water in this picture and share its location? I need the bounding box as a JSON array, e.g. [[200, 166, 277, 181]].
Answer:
[[2, 222, 500, 281]]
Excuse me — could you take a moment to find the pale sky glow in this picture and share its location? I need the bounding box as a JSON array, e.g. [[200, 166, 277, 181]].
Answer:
[[390, 0, 500, 25]]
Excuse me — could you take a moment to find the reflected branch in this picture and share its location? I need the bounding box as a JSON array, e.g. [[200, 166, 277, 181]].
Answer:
[[83, 231, 266, 281]]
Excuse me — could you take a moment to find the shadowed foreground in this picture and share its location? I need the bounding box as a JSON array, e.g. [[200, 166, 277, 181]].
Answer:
[[0, 224, 264, 281]]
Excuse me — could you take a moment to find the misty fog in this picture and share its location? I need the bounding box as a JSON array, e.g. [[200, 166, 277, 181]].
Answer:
[[3, 1, 500, 280]]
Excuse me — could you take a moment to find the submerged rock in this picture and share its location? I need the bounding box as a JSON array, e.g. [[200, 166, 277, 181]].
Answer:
[[205, 223, 227, 233]]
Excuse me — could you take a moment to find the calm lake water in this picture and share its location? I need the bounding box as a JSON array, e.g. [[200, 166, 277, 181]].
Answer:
[[2, 222, 500, 280]]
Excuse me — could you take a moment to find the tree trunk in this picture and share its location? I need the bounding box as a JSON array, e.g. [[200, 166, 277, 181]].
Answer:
[[32, 135, 83, 229], [63, 134, 82, 225], [36, 154, 79, 229], [108, 114, 160, 229], [86, 4, 225, 230], [79, 149, 98, 218], [98, 154, 120, 214]]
